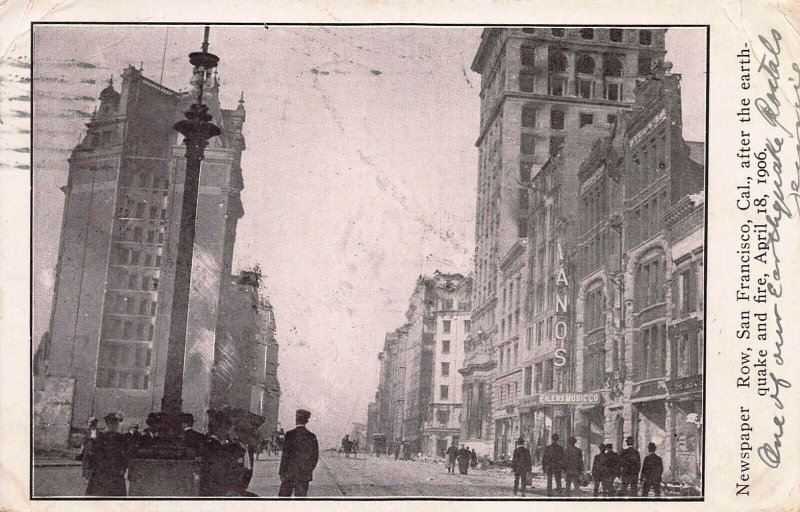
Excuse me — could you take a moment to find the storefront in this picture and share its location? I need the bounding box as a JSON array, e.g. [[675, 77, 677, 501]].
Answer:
[[493, 407, 517, 460], [666, 373, 702, 486]]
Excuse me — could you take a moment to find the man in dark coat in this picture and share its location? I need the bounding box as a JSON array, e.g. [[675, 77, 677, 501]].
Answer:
[[446, 444, 458, 474], [542, 433, 565, 496], [640, 442, 663, 497], [457, 444, 470, 475], [591, 444, 606, 497], [470, 448, 478, 468], [279, 409, 319, 497], [511, 438, 532, 496], [603, 443, 620, 496], [564, 436, 584, 496], [85, 412, 132, 496], [619, 436, 642, 496]]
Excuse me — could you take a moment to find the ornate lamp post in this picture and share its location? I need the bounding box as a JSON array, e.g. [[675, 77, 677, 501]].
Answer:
[[128, 26, 221, 496]]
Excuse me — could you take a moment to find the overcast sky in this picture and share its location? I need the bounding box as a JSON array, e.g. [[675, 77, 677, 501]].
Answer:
[[31, 25, 706, 447]]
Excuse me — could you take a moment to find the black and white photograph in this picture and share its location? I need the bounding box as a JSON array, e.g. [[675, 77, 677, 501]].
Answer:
[[25, 23, 710, 499]]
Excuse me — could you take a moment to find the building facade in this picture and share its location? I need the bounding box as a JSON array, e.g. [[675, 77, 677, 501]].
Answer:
[[212, 269, 281, 432], [420, 275, 472, 457], [463, 26, 664, 459], [39, 64, 248, 440]]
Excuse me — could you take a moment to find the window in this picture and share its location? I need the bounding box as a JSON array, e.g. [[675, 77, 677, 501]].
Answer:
[[579, 113, 594, 127], [550, 109, 565, 130], [443, 299, 454, 310], [607, 113, 618, 126], [551, 28, 565, 37], [578, 79, 593, 99], [606, 82, 621, 101], [535, 363, 543, 392], [441, 362, 450, 377], [520, 161, 533, 183], [464, 320, 471, 332], [638, 55, 652, 75], [520, 70, 535, 92], [521, 133, 537, 154], [442, 340, 450, 354], [548, 51, 567, 73], [440, 385, 449, 400], [549, 136, 565, 157], [610, 28, 623, 42], [549, 77, 567, 96], [499, 346, 505, 370], [576, 54, 595, 74], [544, 359, 554, 390], [522, 104, 537, 128], [443, 320, 451, 333], [526, 325, 533, 350], [604, 55, 624, 77], [639, 29, 653, 46], [581, 28, 594, 39], [520, 45, 536, 66], [524, 366, 532, 394]]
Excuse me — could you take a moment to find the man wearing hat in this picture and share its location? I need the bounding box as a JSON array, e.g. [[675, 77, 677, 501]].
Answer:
[[511, 438, 532, 496], [564, 436, 584, 496], [85, 412, 132, 496], [541, 433, 565, 496], [278, 409, 319, 497], [619, 436, 641, 496]]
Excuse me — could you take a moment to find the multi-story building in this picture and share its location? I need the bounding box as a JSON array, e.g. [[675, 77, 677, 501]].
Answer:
[[211, 269, 281, 431], [570, 63, 704, 484], [463, 26, 666, 459], [421, 275, 471, 457], [39, 63, 247, 441]]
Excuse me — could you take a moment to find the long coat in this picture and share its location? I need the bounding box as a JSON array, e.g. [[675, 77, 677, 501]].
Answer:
[[512, 446, 532, 474], [85, 432, 131, 496], [541, 443, 566, 472], [620, 446, 642, 479], [279, 426, 319, 483]]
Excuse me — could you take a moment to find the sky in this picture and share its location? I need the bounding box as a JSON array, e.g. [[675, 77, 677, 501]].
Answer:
[[28, 26, 706, 448]]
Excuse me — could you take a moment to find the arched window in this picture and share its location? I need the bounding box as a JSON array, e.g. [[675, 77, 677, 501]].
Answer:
[[548, 51, 567, 73], [603, 54, 624, 77], [576, 54, 595, 74]]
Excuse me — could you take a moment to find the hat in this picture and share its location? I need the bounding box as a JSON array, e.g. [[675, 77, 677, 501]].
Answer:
[[296, 409, 311, 423], [551, 433, 559, 442], [516, 437, 525, 445], [568, 436, 577, 444], [104, 412, 123, 423], [87, 416, 98, 426], [625, 436, 634, 445]]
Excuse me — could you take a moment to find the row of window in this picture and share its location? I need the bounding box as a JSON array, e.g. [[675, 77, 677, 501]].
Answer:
[[628, 132, 668, 194], [108, 268, 160, 292], [628, 191, 668, 248], [101, 317, 155, 341], [114, 224, 166, 244], [118, 172, 170, 191], [97, 341, 152, 368], [498, 340, 520, 372], [106, 292, 158, 316], [522, 27, 654, 46], [585, 287, 605, 331], [113, 245, 163, 268], [96, 367, 150, 390], [116, 201, 168, 222]]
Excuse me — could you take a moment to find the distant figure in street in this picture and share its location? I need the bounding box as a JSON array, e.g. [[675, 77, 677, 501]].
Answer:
[[603, 443, 620, 496], [591, 444, 607, 497], [457, 444, 471, 475], [470, 448, 478, 468], [564, 436, 583, 496], [79, 417, 99, 479], [446, 443, 457, 474], [85, 412, 131, 496], [640, 442, 663, 497], [542, 433, 565, 496], [511, 438, 532, 496], [342, 435, 352, 458], [394, 437, 401, 460], [620, 436, 642, 496], [279, 409, 319, 497]]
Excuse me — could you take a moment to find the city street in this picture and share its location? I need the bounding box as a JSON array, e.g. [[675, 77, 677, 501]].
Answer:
[[35, 453, 605, 497]]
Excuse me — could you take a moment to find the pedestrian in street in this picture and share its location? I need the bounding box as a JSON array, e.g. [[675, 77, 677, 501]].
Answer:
[[640, 442, 663, 497], [278, 409, 319, 497], [470, 448, 478, 468], [541, 433, 565, 496], [591, 444, 607, 497], [457, 444, 470, 475], [79, 417, 99, 479], [85, 412, 131, 497], [603, 443, 620, 496], [446, 443, 457, 474], [564, 436, 583, 496], [619, 436, 641, 496], [511, 438, 532, 496], [394, 438, 401, 460], [342, 435, 351, 458]]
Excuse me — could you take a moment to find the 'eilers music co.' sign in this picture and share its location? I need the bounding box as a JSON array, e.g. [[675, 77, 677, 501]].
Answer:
[[539, 392, 602, 405]]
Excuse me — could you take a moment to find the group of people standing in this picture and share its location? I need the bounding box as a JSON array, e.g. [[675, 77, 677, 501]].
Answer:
[[509, 433, 664, 498], [445, 444, 478, 475], [591, 437, 664, 497], [339, 434, 359, 458]]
